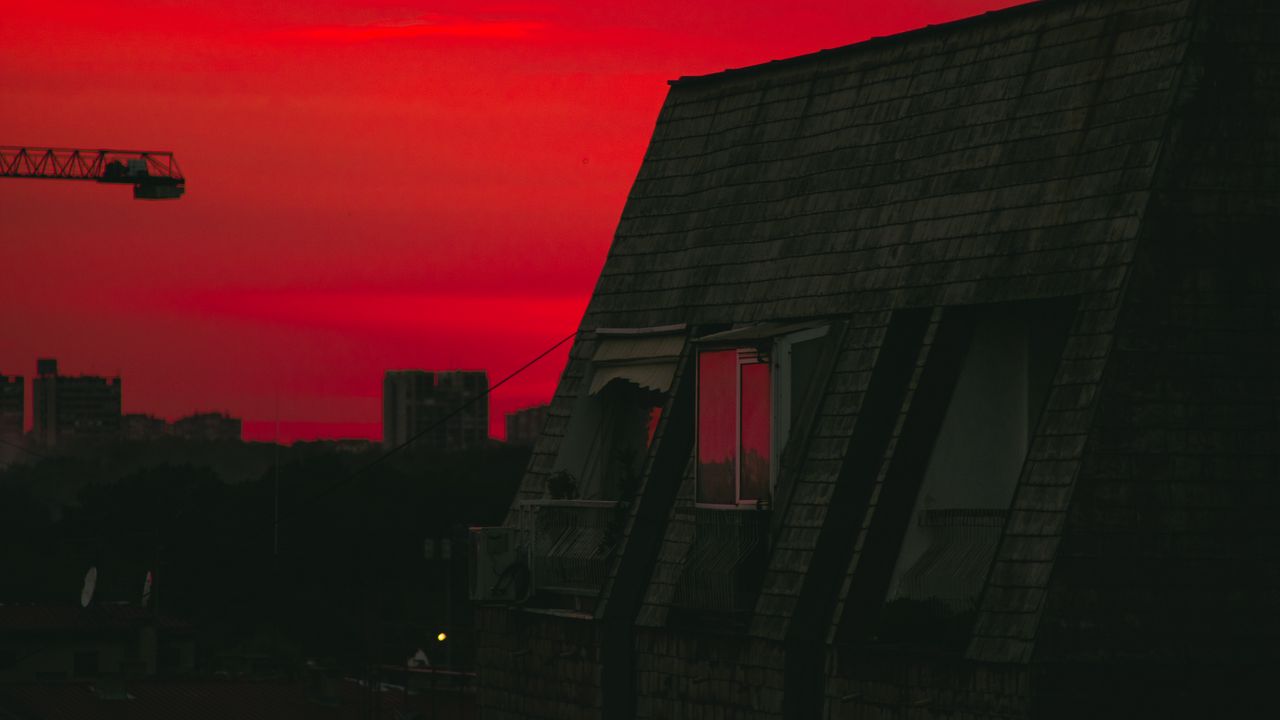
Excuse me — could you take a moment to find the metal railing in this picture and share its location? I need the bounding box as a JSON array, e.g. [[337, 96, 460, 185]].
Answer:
[[519, 499, 620, 596], [674, 505, 771, 613], [895, 508, 1008, 611]]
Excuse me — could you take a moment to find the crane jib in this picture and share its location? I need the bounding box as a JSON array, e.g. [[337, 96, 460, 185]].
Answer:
[[0, 146, 185, 200]]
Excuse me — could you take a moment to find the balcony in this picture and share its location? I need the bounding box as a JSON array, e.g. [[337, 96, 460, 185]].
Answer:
[[894, 508, 1007, 610], [519, 499, 620, 596], [674, 505, 771, 614]]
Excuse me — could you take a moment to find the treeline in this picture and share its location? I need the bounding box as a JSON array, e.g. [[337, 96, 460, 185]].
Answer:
[[0, 440, 529, 672]]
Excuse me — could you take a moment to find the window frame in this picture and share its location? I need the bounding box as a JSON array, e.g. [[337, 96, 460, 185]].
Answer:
[[552, 325, 686, 501], [695, 324, 829, 509]]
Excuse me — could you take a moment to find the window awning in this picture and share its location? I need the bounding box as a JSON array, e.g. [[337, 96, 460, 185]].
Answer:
[[589, 329, 685, 395], [694, 321, 827, 345]]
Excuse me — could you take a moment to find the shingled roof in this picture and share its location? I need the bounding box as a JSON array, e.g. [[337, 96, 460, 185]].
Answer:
[[486, 0, 1280, 717], [585, 0, 1196, 329]]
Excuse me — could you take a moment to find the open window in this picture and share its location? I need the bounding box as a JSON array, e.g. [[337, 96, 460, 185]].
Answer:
[[694, 323, 829, 507], [551, 325, 684, 500], [863, 300, 1073, 647], [674, 322, 832, 618], [523, 325, 684, 601]]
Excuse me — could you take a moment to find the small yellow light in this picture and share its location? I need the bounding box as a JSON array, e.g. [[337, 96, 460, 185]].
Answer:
[[437, 632, 447, 642]]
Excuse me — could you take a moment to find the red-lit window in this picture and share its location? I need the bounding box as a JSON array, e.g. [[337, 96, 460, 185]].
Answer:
[[739, 361, 771, 501], [697, 348, 772, 505]]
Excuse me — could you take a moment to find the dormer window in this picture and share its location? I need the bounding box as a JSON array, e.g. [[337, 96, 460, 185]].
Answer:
[[675, 322, 832, 616], [696, 348, 770, 505], [552, 325, 685, 500], [695, 323, 829, 507]]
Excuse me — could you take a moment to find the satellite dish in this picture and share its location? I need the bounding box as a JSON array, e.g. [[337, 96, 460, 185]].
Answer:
[[80, 567, 98, 608], [142, 571, 153, 607]]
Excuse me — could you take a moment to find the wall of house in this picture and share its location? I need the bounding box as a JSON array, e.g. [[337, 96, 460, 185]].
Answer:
[[824, 650, 1031, 720], [634, 633, 786, 720], [1033, 2, 1280, 715], [477, 337, 605, 718], [474, 607, 606, 718]]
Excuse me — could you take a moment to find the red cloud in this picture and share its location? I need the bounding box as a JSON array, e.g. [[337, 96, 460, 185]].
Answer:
[[277, 16, 546, 42]]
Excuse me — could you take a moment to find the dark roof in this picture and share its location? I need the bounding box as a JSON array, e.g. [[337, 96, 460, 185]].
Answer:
[[492, 1, 1280, 714], [670, 0, 1047, 86], [516, 0, 1211, 654], [587, 0, 1195, 328]]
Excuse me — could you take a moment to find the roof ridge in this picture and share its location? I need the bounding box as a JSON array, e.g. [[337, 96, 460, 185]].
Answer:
[[669, 0, 1084, 87]]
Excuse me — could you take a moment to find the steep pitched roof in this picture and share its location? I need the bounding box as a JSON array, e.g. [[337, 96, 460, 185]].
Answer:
[[586, 0, 1195, 328], [487, 1, 1280, 715], [511, 0, 1202, 655]]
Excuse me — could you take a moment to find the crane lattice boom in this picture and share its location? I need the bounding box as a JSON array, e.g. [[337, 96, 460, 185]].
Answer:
[[0, 146, 185, 199]]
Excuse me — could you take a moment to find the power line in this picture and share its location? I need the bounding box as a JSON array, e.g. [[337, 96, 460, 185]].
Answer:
[[0, 435, 50, 461], [275, 330, 576, 527]]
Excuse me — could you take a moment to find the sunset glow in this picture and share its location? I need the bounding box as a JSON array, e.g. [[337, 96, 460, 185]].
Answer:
[[1, 0, 1024, 442]]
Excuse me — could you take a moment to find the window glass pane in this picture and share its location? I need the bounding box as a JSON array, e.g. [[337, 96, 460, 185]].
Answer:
[[697, 350, 736, 504], [739, 360, 771, 501]]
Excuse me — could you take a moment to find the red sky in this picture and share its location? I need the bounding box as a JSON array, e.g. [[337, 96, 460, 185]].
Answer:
[[0, 0, 1023, 443]]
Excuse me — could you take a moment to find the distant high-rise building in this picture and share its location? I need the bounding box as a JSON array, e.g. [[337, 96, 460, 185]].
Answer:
[[172, 412, 242, 442], [31, 358, 121, 448], [383, 370, 431, 449], [505, 404, 549, 446], [382, 370, 489, 450], [0, 375, 23, 465]]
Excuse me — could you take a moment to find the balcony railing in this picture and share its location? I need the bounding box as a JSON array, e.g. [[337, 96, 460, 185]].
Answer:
[[674, 505, 771, 614], [894, 508, 1007, 611], [519, 499, 620, 596]]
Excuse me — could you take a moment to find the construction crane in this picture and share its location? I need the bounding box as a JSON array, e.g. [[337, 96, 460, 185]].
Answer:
[[0, 146, 184, 199]]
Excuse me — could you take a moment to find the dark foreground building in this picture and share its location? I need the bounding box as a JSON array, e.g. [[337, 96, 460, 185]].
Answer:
[[473, 0, 1279, 718]]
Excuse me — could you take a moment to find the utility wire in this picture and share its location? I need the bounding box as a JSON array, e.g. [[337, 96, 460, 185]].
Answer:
[[0, 434, 50, 461], [275, 329, 576, 527]]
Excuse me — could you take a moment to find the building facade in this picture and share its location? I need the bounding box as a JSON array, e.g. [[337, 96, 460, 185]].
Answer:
[[122, 413, 170, 441], [31, 359, 121, 448], [0, 374, 22, 465], [504, 405, 549, 447], [172, 412, 242, 442], [383, 370, 489, 450], [473, 1, 1280, 718]]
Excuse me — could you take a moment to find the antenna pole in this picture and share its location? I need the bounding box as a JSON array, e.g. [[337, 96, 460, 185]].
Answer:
[[153, 530, 160, 619], [274, 391, 280, 557]]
